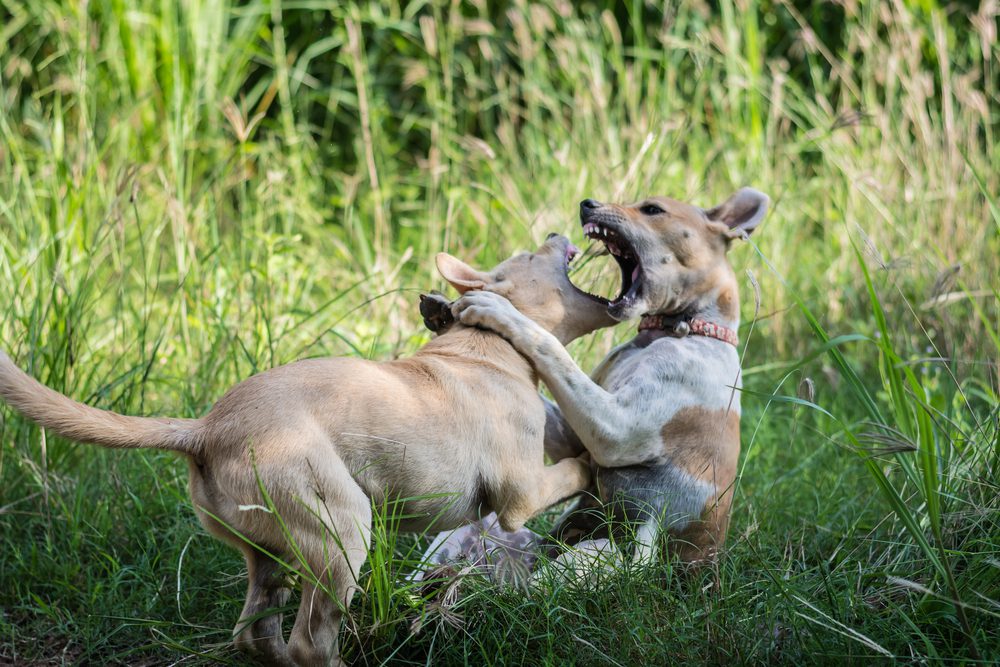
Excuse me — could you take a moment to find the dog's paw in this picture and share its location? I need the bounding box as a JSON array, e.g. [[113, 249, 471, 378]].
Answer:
[[453, 291, 527, 338]]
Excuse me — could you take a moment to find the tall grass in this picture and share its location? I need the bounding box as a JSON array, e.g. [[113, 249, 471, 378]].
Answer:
[[0, 0, 997, 663]]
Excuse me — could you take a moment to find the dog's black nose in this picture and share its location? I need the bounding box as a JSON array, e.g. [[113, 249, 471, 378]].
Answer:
[[580, 199, 601, 211]]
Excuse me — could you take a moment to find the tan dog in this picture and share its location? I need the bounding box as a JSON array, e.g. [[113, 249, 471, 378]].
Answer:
[[452, 189, 769, 565], [0, 234, 614, 666]]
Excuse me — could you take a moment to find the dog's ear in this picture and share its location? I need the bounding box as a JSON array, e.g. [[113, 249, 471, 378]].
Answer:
[[705, 188, 770, 240], [435, 253, 489, 294]]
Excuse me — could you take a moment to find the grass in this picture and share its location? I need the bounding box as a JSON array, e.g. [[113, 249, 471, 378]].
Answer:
[[0, 0, 997, 664]]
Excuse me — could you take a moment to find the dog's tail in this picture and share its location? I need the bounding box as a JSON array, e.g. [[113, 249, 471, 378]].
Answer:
[[0, 351, 201, 455]]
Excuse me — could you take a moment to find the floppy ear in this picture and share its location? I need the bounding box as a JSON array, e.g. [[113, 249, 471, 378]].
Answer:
[[435, 253, 489, 294], [705, 187, 770, 239]]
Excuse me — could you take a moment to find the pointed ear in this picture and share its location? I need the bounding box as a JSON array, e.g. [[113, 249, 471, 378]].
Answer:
[[705, 187, 770, 239], [435, 253, 489, 294]]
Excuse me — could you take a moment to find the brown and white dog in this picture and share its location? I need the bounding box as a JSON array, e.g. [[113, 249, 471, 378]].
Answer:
[[451, 188, 769, 565], [0, 234, 614, 666]]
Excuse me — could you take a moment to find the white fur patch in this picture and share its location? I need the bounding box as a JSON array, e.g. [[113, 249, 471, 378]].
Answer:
[[583, 335, 742, 464]]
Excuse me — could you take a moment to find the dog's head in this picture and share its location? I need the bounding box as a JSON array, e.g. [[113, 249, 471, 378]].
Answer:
[[575, 188, 769, 323], [435, 234, 617, 343]]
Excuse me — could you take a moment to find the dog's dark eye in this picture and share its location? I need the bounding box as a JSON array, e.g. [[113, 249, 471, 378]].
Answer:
[[639, 204, 665, 216]]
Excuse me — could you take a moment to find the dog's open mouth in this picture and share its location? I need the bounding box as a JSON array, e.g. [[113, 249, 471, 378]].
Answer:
[[563, 243, 611, 305], [565, 221, 643, 310]]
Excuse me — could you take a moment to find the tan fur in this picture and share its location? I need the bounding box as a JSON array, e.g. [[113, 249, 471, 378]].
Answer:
[[0, 235, 614, 667]]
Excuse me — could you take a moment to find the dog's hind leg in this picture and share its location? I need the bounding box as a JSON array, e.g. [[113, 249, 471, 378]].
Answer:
[[234, 549, 293, 665], [286, 470, 372, 667], [498, 456, 591, 532]]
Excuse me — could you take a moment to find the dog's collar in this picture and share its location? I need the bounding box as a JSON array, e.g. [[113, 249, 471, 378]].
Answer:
[[638, 314, 738, 347]]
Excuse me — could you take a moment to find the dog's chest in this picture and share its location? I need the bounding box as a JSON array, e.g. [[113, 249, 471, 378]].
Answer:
[[596, 336, 741, 414]]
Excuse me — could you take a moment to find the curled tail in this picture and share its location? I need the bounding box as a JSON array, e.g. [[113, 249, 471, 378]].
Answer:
[[0, 351, 201, 455]]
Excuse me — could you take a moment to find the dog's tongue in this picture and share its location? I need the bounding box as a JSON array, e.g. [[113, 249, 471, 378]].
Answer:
[[566, 243, 581, 262]]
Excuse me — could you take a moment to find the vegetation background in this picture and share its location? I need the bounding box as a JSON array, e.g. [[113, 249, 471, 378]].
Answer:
[[0, 0, 997, 664]]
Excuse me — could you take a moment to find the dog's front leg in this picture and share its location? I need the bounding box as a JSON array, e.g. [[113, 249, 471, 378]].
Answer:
[[455, 291, 659, 467]]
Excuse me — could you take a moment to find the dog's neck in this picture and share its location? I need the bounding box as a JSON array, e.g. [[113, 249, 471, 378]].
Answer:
[[637, 285, 740, 347], [418, 325, 537, 382]]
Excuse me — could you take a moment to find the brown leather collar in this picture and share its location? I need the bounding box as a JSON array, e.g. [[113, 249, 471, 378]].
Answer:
[[638, 314, 739, 347]]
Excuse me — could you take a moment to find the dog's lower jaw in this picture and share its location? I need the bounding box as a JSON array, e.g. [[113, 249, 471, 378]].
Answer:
[[607, 291, 647, 322]]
